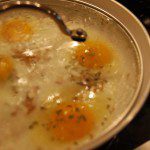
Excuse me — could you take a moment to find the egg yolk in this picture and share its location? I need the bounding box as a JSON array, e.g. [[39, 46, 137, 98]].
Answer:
[[0, 56, 13, 81], [76, 41, 112, 69], [1, 18, 33, 42], [50, 102, 94, 141]]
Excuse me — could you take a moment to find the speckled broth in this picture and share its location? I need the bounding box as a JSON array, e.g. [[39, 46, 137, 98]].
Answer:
[[0, 1, 141, 150]]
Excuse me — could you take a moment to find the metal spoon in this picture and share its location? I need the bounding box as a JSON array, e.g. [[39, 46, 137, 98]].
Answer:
[[0, 0, 87, 42]]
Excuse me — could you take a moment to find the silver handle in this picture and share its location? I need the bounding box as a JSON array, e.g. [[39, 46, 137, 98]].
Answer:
[[0, 0, 87, 42]]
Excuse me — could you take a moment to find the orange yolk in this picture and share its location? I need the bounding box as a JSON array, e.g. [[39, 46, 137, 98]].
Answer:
[[1, 18, 33, 42], [50, 102, 94, 141], [76, 41, 112, 69], [0, 56, 13, 81]]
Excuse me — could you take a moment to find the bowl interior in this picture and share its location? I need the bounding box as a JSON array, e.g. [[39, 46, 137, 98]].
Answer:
[[0, 0, 143, 149], [41, 0, 142, 138]]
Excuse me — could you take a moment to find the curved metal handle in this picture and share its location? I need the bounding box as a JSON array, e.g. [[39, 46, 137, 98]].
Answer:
[[0, 0, 87, 42]]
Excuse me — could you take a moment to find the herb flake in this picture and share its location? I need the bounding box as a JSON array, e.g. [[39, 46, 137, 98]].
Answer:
[[28, 121, 38, 129], [77, 115, 87, 123], [68, 115, 74, 119], [56, 109, 62, 115]]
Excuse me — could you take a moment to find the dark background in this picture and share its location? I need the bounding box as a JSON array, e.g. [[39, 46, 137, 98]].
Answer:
[[97, 0, 150, 149]]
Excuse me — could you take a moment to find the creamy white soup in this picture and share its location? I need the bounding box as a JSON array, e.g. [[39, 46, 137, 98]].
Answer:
[[0, 7, 139, 150]]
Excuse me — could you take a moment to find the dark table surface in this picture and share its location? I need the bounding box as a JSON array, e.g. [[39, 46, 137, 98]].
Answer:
[[97, 0, 150, 149]]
